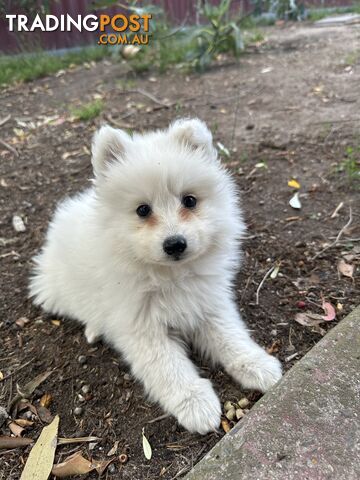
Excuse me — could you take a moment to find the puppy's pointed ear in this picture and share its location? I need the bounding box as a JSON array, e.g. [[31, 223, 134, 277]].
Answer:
[[91, 125, 131, 178], [169, 118, 215, 157]]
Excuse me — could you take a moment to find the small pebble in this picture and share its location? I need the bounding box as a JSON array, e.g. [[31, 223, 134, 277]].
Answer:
[[108, 464, 116, 474], [81, 385, 90, 394], [78, 394, 85, 403], [78, 355, 86, 364], [74, 407, 83, 416], [24, 411, 33, 420], [123, 373, 131, 381], [238, 398, 250, 409]]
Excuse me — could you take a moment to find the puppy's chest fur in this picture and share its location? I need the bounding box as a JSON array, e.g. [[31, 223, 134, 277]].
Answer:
[[139, 273, 213, 331]]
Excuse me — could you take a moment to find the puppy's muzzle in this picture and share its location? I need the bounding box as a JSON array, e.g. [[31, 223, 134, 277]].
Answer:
[[163, 235, 187, 258]]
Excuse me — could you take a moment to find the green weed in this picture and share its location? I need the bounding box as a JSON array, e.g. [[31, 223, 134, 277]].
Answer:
[[0, 47, 110, 87], [71, 99, 104, 121]]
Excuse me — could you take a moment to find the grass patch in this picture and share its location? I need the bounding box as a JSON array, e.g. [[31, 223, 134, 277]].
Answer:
[[337, 145, 360, 184], [71, 99, 104, 121], [307, 5, 360, 22], [130, 23, 265, 74], [0, 46, 110, 87], [344, 50, 360, 66]]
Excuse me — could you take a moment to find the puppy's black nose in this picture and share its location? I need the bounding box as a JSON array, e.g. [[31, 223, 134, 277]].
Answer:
[[163, 235, 187, 256]]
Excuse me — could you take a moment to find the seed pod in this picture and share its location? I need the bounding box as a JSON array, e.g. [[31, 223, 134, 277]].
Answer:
[[223, 401, 233, 412], [235, 408, 245, 420], [238, 398, 250, 409], [225, 406, 236, 421]]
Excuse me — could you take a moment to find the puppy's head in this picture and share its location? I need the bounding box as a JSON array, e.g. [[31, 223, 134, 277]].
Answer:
[[92, 119, 243, 268]]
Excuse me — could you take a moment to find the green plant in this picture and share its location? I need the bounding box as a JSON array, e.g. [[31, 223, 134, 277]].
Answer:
[[0, 47, 110, 87], [345, 50, 360, 66], [337, 146, 360, 183], [187, 0, 244, 71], [71, 99, 104, 121]]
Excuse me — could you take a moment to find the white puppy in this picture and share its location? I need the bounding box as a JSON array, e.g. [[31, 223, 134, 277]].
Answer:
[[29, 119, 282, 434]]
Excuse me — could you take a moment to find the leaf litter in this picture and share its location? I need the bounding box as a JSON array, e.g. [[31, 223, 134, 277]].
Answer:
[[295, 300, 336, 327], [20, 415, 59, 480]]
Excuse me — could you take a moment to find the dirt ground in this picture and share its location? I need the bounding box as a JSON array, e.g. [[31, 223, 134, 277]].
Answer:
[[1, 22, 359, 479]]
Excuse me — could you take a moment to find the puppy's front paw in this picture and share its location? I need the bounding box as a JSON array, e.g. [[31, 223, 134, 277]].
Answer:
[[174, 379, 221, 435], [231, 354, 282, 393]]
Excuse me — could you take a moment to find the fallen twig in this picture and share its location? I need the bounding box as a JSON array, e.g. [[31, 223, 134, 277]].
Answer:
[[120, 88, 171, 107], [0, 139, 18, 157], [330, 201, 344, 218], [1, 358, 34, 383], [312, 207, 353, 260], [0, 436, 33, 449], [105, 113, 134, 129], [57, 436, 101, 445], [0, 114, 11, 127], [146, 413, 170, 424], [255, 265, 275, 305]]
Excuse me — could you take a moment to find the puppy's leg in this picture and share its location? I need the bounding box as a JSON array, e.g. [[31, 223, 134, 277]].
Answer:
[[118, 330, 221, 434], [194, 301, 282, 392]]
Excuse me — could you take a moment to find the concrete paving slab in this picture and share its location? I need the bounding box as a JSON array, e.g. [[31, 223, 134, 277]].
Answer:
[[185, 306, 360, 480]]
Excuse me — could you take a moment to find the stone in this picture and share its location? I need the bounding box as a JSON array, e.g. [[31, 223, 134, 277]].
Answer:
[[185, 306, 360, 480]]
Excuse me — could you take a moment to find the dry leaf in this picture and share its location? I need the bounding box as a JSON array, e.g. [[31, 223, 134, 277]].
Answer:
[[15, 419, 34, 428], [0, 436, 33, 449], [288, 179, 301, 189], [36, 405, 53, 424], [10, 371, 53, 411], [266, 340, 281, 354], [51, 452, 94, 477], [338, 259, 354, 279], [51, 452, 113, 477], [40, 393, 53, 408], [15, 317, 30, 328], [221, 418, 231, 433], [321, 301, 336, 321], [289, 192, 301, 209], [0, 371, 3, 381], [9, 421, 25, 437], [142, 428, 152, 460], [295, 301, 336, 327], [17, 371, 52, 400], [107, 440, 119, 456], [295, 312, 323, 327], [51, 320, 61, 327], [20, 415, 59, 480]]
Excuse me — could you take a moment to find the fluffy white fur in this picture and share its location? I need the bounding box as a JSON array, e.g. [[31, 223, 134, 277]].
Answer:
[[29, 118, 282, 434]]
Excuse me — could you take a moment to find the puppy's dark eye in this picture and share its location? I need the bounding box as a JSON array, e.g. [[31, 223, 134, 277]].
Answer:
[[136, 204, 152, 217], [182, 195, 197, 209]]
